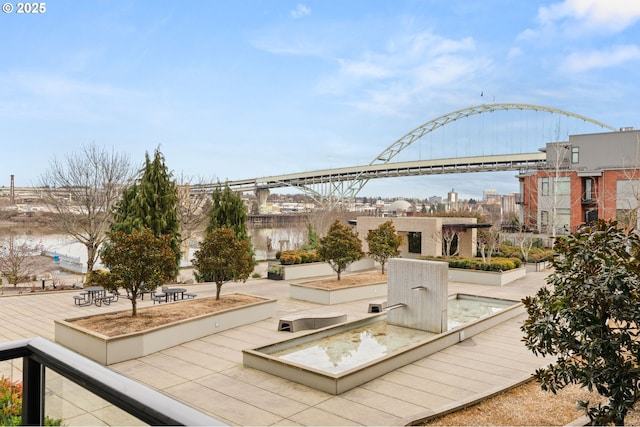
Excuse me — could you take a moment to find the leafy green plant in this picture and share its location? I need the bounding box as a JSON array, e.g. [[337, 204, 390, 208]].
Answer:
[[317, 220, 365, 280], [0, 377, 62, 426], [366, 221, 402, 274], [267, 265, 283, 275], [421, 256, 521, 271], [522, 220, 640, 426]]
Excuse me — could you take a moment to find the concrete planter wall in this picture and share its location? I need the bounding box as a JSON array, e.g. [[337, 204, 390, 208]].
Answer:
[[290, 281, 387, 305], [281, 258, 375, 281], [448, 267, 526, 286], [525, 261, 551, 272], [55, 295, 277, 365]]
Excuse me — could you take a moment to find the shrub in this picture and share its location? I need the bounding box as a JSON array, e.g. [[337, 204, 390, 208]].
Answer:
[[421, 256, 521, 271], [267, 265, 283, 275], [278, 250, 318, 265], [0, 377, 61, 426]]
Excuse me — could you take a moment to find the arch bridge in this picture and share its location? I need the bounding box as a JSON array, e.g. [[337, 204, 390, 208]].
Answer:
[[193, 103, 617, 204]]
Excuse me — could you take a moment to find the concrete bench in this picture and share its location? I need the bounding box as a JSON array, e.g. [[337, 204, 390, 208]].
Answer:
[[278, 312, 347, 332], [368, 300, 387, 313]]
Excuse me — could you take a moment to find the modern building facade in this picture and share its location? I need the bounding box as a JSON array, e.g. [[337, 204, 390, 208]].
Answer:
[[356, 216, 479, 258], [518, 128, 640, 233]]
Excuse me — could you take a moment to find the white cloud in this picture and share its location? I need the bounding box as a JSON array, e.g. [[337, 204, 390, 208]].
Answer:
[[562, 44, 640, 72], [320, 31, 486, 115], [290, 4, 311, 19], [538, 0, 640, 33]]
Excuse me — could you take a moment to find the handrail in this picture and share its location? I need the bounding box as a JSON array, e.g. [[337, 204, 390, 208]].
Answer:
[[0, 337, 226, 426]]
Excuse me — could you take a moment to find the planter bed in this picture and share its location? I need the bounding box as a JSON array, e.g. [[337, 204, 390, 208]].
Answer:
[[525, 261, 552, 273], [55, 295, 277, 365], [290, 281, 387, 305], [448, 266, 526, 286], [278, 258, 375, 281]]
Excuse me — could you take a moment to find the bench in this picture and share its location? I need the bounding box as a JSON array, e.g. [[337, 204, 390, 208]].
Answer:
[[278, 312, 347, 332], [94, 294, 117, 307], [151, 291, 166, 304], [73, 295, 92, 307], [184, 293, 197, 299], [368, 299, 387, 313]]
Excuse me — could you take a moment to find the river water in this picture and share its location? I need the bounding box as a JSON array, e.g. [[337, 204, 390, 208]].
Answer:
[[28, 225, 304, 273]]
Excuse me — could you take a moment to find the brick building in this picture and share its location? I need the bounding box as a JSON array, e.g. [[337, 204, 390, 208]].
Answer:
[[518, 128, 640, 233]]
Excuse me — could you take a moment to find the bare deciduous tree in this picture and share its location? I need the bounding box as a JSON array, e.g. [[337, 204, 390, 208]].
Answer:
[[39, 142, 134, 282], [175, 173, 211, 260], [0, 235, 42, 286], [477, 226, 501, 263]]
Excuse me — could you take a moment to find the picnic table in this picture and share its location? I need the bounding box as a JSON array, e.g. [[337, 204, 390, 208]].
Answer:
[[163, 288, 187, 302], [73, 286, 118, 307]]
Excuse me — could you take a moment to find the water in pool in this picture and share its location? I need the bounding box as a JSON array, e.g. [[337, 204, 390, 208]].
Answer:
[[272, 297, 513, 374]]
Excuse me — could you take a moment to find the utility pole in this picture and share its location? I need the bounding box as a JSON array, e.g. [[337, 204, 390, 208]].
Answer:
[[10, 174, 14, 205]]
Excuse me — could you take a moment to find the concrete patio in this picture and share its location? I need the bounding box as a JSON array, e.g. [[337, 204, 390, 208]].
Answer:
[[0, 269, 551, 426]]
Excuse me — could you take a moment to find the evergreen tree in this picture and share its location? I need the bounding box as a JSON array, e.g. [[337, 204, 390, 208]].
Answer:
[[192, 227, 254, 300], [302, 223, 320, 250], [317, 220, 364, 280], [110, 147, 181, 277], [206, 185, 249, 241], [366, 221, 402, 274]]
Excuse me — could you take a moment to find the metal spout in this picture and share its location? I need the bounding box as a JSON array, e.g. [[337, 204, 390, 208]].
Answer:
[[384, 303, 406, 311]]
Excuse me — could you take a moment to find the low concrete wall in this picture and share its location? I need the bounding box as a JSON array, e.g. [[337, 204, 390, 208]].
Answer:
[[55, 295, 277, 365], [282, 258, 375, 281], [448, 267, 526, 286], [525, 261, 551, 273], [290, 282, 387, 305]]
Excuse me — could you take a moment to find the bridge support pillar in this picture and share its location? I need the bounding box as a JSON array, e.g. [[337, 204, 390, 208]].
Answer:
[[256, 188, 270, 214]]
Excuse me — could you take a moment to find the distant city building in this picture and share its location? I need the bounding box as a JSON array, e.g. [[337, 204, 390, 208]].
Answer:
[[428, 196, 442, 205], [447, 189, 459, 211], [501, 193, 518, 216], [483, 189, 499, 203], [518, 128, 640, 234]]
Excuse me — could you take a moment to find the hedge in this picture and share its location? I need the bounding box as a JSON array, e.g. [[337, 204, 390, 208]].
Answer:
[[420, 256, 522, 271], [278, 250, 319, 265]]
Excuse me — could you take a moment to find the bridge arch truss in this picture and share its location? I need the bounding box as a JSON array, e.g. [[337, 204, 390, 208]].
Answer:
[[205, 103, 617, 205]]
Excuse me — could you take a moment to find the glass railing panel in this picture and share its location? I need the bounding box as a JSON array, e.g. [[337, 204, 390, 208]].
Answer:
[[44, 367, 148, 426]]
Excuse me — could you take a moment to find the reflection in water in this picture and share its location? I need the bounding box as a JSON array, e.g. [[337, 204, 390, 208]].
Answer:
[[275, 323, 434, 374], [273, 298, 514, 374], [447, 298, 512, 329]]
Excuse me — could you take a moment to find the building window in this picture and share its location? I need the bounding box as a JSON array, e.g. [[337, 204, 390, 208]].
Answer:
[[571, 146, 579, 164], [540, 176, 570, 196], [556, 208, 570, 234], [583, 178, 593, 201], [541, 211, 549, 233], [541, 178, 549, 196], [555, 177, 571, 196], [407, 232, 421, 254]]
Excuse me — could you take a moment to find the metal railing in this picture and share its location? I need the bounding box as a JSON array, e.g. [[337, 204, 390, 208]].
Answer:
[[0, 337, 226, 426]]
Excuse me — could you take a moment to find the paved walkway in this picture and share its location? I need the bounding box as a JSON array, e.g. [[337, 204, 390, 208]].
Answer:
[[0, 269, 552, 426]]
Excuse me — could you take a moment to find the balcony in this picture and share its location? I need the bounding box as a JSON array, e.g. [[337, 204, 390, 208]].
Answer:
[[0, 337, 225, 426]]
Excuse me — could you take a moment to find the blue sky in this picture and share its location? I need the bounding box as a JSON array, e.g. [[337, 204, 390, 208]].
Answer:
[[1, 0, 639, 200]]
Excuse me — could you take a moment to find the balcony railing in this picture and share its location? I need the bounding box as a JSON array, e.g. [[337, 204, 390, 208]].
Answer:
[[0, 337, 225, 426]]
